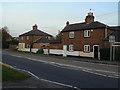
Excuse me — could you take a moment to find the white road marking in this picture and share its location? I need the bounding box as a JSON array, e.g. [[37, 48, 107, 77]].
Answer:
[[11, 66, 80, 89], [10, 55, 119, 78]]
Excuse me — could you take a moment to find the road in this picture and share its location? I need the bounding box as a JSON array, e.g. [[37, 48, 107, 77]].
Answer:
[[2, 53, 119, 89]]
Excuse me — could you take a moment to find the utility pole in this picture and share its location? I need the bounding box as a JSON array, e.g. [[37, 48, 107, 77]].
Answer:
[[110, 42, 112, 61], [109, 35, 115, 61]]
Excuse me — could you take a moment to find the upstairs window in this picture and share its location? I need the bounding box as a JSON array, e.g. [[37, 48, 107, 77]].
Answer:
[[84, 30, 90, 37], [27, 36, 29, 40], [21, 37, 24, 40], [84, 45, 90, 52], [69, 44, 74, 51], [69, 32, 74, 38]]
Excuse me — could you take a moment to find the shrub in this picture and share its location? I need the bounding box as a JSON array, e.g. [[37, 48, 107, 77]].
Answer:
[[37, 49, 44, 54], [115, 49, 120, 61], [100, 48, 120, 61], [100, 48, 110, 60]]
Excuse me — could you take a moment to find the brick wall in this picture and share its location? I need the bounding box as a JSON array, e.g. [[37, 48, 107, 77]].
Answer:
[[33, 43, 50, 49], [50, 43, 62, 49], [19, 35, 52, 48]]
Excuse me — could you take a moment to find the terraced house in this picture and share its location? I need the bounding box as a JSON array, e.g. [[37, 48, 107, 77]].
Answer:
[[18, 24, 53, 52], [61, 12, 119, 58]]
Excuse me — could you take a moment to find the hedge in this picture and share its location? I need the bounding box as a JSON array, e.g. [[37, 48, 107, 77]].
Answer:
[[37, 49, 44, 54], [100, 48, 120, 61]]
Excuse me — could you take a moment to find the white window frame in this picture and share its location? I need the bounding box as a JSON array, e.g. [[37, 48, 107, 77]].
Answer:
[[69, 32, 74, 38], [69, 44, 74, 52], [84, 45, 90, 52], [21, 44, 23, 49], [84, 30, 90, 37], [26, 44, 29, 48], [21, 37, 24, 40], [27, 36, 29, 40]]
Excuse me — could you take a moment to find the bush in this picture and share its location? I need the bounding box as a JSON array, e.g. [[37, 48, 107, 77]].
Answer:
[[100, 48, 120, 61], [100, 48, 110, 60], [115, 49, 120, 61], [37, 49, 44, 54]]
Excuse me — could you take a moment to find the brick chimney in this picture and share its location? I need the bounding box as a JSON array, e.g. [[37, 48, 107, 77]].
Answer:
[[85, 12, 94, 23], [33, 24, 38, 30], [66, 21, 69, 26]]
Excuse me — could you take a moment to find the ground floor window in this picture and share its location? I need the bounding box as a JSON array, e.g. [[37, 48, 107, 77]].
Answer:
[[69, 44, 74, 51], [84, 45, 90, 52]]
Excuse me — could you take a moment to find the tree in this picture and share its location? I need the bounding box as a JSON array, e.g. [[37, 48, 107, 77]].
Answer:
[[53, 30, 62, 41], [2, 26, 12, 48]]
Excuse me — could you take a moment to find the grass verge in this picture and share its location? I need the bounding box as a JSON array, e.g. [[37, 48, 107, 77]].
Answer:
[[2, 64, 31, 82]]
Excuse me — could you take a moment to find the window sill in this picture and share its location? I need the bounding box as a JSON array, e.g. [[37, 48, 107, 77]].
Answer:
[[84, 36, 90, 38], [69, 50, 74, 52], [84, 51, 90, 53]]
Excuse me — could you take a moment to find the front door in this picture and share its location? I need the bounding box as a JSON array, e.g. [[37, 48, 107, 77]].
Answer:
[[94, 45, 99, 58]]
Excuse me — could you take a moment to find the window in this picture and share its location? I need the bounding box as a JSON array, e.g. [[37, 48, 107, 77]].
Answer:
[[84, 45, 90, 52], [69, 32, 74, 38], [21, 37, 24, 40], [69, 44, 74, 51], [42, 45, 46, 47], [21, 44, 23, 49], [26, 44, 29, 48], [27, 36, 29, 40], [84, 30, 90, 37]]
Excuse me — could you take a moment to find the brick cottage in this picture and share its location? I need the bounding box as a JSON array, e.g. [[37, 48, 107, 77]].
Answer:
[[59, 12, 119, 58], [18, 24, 53, 52]]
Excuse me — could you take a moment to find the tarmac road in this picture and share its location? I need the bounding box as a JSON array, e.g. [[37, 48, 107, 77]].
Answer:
[[2, 53, 119, 89]]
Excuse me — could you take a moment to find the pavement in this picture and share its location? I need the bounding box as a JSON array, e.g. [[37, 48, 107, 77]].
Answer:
[[4, 49, 120, 65], [2, 50, 120, 89]]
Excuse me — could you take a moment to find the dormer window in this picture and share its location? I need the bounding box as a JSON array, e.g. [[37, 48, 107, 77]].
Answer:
[[69, 32, 74, 38], [84, 30, 90, 37]]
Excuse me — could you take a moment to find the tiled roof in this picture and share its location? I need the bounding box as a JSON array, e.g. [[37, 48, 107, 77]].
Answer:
[[19, 29, 52, 37], [62, 21, 108, 32], [50, 40, 62, 44], [33, 37, 50, 43], [108, 26, 120, 31], [105, 31, 120, 41]]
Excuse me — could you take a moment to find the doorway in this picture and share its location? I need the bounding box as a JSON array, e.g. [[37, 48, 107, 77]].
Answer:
[[93, 45, 99, 58]]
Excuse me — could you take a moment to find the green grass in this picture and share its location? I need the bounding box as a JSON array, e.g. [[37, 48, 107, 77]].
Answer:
[[2, 65, 31, 82]]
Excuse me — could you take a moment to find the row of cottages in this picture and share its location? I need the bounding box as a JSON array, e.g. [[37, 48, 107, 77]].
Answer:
[[18, 12, 120, 59]]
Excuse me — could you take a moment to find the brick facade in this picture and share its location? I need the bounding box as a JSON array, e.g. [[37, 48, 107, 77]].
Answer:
[[50, 43, 62, 49], [62, 28, 114, 52]]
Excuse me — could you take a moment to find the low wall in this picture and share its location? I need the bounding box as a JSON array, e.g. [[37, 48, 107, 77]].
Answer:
[[19, 48, 38, 53], [49, 49, 63, 55]]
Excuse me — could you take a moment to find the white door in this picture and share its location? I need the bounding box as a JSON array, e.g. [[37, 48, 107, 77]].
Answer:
[[63, 45, 67, 57]]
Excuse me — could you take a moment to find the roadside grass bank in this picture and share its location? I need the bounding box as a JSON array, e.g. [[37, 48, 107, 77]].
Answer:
[[2, 64, 31, 82]]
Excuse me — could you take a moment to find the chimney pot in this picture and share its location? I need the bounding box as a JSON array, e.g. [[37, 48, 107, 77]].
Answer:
[[33, 24, 38, 30], [66, 21, 69, 26]]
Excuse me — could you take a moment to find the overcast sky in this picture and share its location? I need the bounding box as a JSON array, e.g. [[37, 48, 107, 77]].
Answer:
[[1, 2, 119, 37]]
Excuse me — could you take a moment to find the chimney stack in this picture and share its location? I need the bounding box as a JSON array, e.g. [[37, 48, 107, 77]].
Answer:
[[85, 12, 94, 23], [66, 21, 69, 26], [33, 24, 38, 30]]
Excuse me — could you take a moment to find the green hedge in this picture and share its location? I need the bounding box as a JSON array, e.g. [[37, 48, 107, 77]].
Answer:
[[100, 48, 120, 61], [37, 49, 44, 54], [100, 48, 110, 60]]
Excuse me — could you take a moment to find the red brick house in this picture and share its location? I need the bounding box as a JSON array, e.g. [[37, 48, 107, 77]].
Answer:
[[18, 24, 53, 52], [61, 12, 119, 58]]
